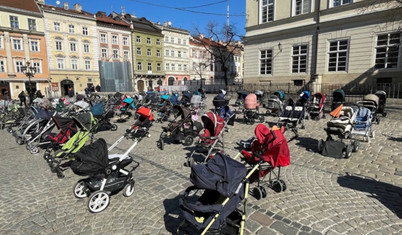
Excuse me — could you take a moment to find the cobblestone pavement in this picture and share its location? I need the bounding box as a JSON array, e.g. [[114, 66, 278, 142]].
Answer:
[[0, 95, 401, 234]]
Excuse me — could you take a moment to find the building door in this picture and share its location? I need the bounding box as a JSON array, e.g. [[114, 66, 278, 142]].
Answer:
[[137, 80, 144, 92], [0, 81, 10, 99], [60, 79, 74, 96]]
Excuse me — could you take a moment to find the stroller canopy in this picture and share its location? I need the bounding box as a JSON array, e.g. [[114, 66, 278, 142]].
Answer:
[[274, 90, 285, 100], [363, 94, 379, 107], [90, 102, 104, 116], [161, 94, 170, 101], [244, 93, 259, 109], [73, 112, 95, 131], [52, 116, 76, 132], [35, 109, 54, 120], [333, 89, 345, 101], [190, 95, 202, 107], [312, 92, 326, 107], [254, 124, 290, 168], [75, 100, 90, 110], [71, 138, 109, 176], [136, 106, 154, 121], [172, 105, 191, 120], [237, 89, 248, 98], [201, 112, 225, 137]]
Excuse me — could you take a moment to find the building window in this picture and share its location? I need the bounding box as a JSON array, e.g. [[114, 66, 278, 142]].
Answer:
[[112, 35, 118, 44], [147, 38, 151, 44], [30, 40, 39, 52], [183, 51, 187, 58], [331, 0, 353, 7], [375, 33, 400, 69], [261, 0, 274, 23], [137, 47, 142, 55], [85, 60, 91, 70], [137, 62, 142, 70], [157, 63, 161, 71], [100, 34, 106, 43], [28, 19, 36, 31], [178, 64, 182, 71], [15, 61, 24, 73], [165, 36, 169, 42], [124, 51, 129, 60], [13, 39, 22, 50], [71, 59, 78, 70], [178, 51, 182, 58], [0, 36, 3, 49], [260, 49, 272, 75], [171, 50, 175, 57], [55, 41, 62, 51], [147, 49, 151, 56], [32, 61, 41, 74], [54, 22, 61, 31], [156, 39, 161, 45], [148, 63, 152, 71], [328, 39, 349, 72], [83, 44, 90, 53], [168, 77, 175, 86], [82, 27, 88, 35], [183, 39, 187, 45], [170, 37, 174, 43], [292, 45, 308, 73], [171, 64, 175, 71], [165, 49, 169, 56], [123, 37, 128, 46], [156, 50, 161, 57], [113, 49, 119, 59], [101, 48, 107, 58], [0, 60, 5, 72], [178, 38, 182, 44], [166, 63, 170, 70], [183, 64, 187, 71], [10, 16, 19, 29], [70, 42, 76, 52], [57, 59, 64, 69], [69, 24, 75, 33], [293, 0, 310, 15], [136, 36, 141, 43]]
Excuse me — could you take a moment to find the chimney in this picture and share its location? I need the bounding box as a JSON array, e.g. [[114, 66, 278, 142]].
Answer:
[[163, 22, 167, 27], [63, 2, 69, 10], [74, 3, 82, 12], [199, 33, 204, 39], [35, 0, 45, 5]]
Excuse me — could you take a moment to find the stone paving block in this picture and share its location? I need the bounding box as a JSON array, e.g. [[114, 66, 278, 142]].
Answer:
[[270, 221, 299, 235], [249, 211, 273, 226]]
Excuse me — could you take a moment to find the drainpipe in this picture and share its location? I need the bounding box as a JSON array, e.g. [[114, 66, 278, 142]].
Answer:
[[311, 0, 321, 83]]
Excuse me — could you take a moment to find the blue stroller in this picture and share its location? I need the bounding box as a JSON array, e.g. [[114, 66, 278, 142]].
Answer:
[[351, 107, 374, 143]]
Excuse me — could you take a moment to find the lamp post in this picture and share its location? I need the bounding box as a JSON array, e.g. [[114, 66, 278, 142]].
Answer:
[[21, 61, 36, 104]]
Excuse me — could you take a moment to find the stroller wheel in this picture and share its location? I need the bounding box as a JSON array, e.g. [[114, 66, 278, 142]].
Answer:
[[271, 179, 283, 193], [16, 137, 24, 145], [260, 186, 267, 198], [352, 140, 359, 152], [317, 139, 324, 153], [26, 144, 31, 150], [88, 191, 110, 213], [29, 146, 39, 154], [382, 112, 387, 117], [183, 136, 194, 146], [279, 180, 287, 192], [7, 127, 13, 133], [343, 145, 352, 159], [74, 180, 88, 199], [253, 187, 262, 200], [258, 115, 265, 123], [370, 131, 375, 139], [123, 181, 135, 197], [157, 139, 164, 150], [376, 118, 380, 125], [110, 124, 118, 131]]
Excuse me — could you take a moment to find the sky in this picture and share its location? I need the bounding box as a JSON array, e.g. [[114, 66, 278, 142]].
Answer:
[[50, 0, 247, 37]]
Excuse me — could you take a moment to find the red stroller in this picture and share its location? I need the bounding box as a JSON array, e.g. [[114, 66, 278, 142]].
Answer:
[[308, 92, 326, 120], [241, 124, 290, 199], [243, 93, 265, 124], [186, 112, 227, 166], [47, 116, 77, 145]]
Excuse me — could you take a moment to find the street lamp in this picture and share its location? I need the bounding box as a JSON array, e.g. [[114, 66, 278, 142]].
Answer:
[[21, 61, 36, 104]]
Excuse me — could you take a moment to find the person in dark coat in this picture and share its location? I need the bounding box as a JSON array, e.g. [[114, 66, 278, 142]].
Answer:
[[18, 91, 27, 106], [95, 85, 101, 92], [84, 86, 90, 97], [35, 90, 44, 99]]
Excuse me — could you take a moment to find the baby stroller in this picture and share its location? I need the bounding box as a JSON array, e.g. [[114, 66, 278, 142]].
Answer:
[[265, 90, 285, 116], [25, 110, 58, 154], [116, 95, 135, 122], [331, 89, 345, 111], [45, 112, 97, 178], [157, 94, 173, 123], [186, 112, 228, 167], [308, 92, 326, 120], [240, 124, 290, 198], [178, 152, 259, 235], [180, 91, 192, 107], [278, 91, 310, 135], [351, 107, 375, 143], [357, 94, 380, 124], [234, 90, 248, 107], [70, 107, 152, 213], [191, 94, 206, 110], [375, 90, 387, 117], [47, 116, 77, 149], [91, 102, 118, 132], [169, 92, 180, 105], [212, 92, 235, 125], [243, 93, 265, 124], [318, 104, 360, 158], [157, 105, 203, 150]]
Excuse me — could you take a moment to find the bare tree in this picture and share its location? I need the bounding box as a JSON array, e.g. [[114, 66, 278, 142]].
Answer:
[[194, 22, 243, 87]]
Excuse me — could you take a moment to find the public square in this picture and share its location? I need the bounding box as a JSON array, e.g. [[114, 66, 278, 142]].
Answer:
[[0, 95, 401, 235]]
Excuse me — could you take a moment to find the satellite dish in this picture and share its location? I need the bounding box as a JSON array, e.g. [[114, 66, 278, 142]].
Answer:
[[56, 1, 60, 5]]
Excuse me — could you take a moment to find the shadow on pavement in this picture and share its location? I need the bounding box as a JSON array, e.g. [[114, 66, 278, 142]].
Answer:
[[387, 136, 402, 142], [294, 137, 319, 152], [163, 194, 199, 234], [337, 174, 402, 218]]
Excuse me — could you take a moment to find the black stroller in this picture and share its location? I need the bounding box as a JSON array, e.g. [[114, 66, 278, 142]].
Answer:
[[157, 105, 203, 149], [375, 90, 387, 117], [178, 153, 260, 234], [181, 91, 192, 107], [234, 90, 248, 107], [331, 89, 345, 111]]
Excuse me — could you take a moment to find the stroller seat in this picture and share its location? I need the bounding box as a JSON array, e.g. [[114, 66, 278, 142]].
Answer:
[[108, 154, 133, 168]]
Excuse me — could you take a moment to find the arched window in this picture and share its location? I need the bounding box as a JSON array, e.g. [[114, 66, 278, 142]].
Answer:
[[168, 77, 175, 86], [157, 79, 162, 85]]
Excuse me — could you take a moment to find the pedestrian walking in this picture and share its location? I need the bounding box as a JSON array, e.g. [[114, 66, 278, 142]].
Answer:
[[84, 86, 90, 97], [68, 87, 74, 103], [18, 91, 27, 106], [35, 90, 44, 99]]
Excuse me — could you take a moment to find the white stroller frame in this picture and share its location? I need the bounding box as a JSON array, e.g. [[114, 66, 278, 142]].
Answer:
[[351, 107, 374, 142], [26, 111, 58, 154], [266, 95, 283, 116]]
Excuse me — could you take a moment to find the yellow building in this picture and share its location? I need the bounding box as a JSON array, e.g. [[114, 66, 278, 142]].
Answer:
[[38, 1, 99, 96]]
